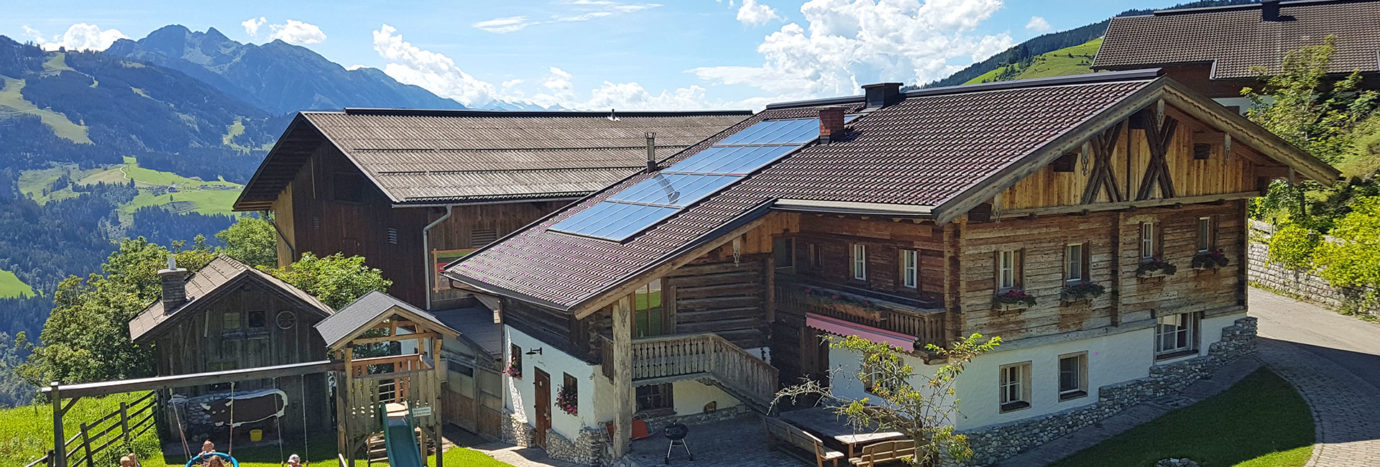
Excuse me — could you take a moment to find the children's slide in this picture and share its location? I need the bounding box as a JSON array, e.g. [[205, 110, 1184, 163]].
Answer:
[[383, 415, 424, 467]]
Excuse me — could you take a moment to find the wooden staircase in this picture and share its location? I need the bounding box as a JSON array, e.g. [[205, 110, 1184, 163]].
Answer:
[[628, 332, 780, 413], [365, 433, 388, 466]]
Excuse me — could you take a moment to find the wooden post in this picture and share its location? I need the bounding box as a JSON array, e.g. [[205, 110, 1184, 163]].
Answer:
[[433, 337, 444, 467], [79, 422, 91, 466], [343, 348, 355, 465], [611, 297, 634, 459], [120, 401, 131, 447], [764, 255, 776, 323], [1110, 212, 1123, 326], [51, 382, 65, 467]]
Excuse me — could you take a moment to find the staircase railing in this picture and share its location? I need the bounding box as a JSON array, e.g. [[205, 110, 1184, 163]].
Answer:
[[628, 333, 778, 408]]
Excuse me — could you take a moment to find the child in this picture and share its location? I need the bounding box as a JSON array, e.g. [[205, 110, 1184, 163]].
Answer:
[[286, 453, 303, 466], [200, 440, 217, 457]]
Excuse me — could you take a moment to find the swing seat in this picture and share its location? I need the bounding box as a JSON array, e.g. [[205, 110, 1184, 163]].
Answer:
[[186, 451, 240, 467]]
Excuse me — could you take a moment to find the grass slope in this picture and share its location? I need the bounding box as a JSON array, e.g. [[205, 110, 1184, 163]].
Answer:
[[0, 269, 35, 298], [1054, 368, 1313, 467], [0, 77, 93, 144], [18, 157, 242, 219], [0, 392, 158, 466], [965, 38, 1102, 85]]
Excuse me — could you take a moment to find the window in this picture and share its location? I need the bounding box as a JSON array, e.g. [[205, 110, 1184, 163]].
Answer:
[[773, 237, 795, 269], [901, 249, 918, 289], [997, 250, 1020, 291], [633, 280, 666, 338], [561, 373, 579, 414], [1059, 352, 1089, 400], [1197, 217, 1214, 252], [1140, 222, 1156, 260], [1065, 244, 1085, 284], [860, 350, 901, 395], [851, 244, 867, 280], [1052, 151, 1078, 172], [509, 344, 523, 377], [246, 311, 266, 328], [223, 312, 241, 330], [999, 362, 1032, 412], [1193, 143, 1213, 160], [1156, 312, 1200, 358], [636, 383, 673, 412], [332, 172, 368, 203]]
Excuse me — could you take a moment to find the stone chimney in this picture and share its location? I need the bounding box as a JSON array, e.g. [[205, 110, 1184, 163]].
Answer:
[[1262, 0, 1280, 21], [818, 107, 846, 144], [862, 82, 904, 109], [158, 255, 189, 313], [646, 132, 657, 172]]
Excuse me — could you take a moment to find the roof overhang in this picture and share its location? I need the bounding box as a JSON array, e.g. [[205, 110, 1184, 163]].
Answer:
[[130, 271, 333, 344], [773, 199, 933, 217], [321, 303, 460, 351]]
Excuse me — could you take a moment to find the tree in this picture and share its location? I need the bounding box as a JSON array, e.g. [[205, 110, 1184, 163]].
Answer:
[[216, 215, 276, 268], [267, 252, 391, 309], [1313, 196, 1380, 298], [774, 334, 1001, 465]]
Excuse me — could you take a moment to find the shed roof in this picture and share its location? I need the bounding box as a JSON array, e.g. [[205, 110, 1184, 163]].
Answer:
[[233, 109, 750, 210], [129, 255, 333, 343], [443, 72, 1338, 314], [431, 306, 503, 359], [1094, 0, 1380, 79], [314, 291, 458, 349]]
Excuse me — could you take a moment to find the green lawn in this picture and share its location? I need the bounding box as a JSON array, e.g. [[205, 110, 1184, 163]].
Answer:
[[0, 269, 35, 298], [0, 392, 158, 466], [0, 77, 92, 144], [1054, 368, 1313, 467], [966, 37, 1102, 85], [18, 157, 243, 218]]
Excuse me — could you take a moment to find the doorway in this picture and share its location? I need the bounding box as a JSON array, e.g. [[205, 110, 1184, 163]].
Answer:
[[533, 368, 551, 447]]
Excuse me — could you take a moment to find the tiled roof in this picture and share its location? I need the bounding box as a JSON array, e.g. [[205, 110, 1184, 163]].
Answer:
[[444, 76, 1159, 311], [1094, 0, 1380, 79], [314, 290, 456, 348], [234, 109, 749, 209], [129, 255, 333, 342]]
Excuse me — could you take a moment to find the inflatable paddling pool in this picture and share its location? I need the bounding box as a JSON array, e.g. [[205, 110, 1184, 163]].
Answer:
[[185, 451, 239, 467]]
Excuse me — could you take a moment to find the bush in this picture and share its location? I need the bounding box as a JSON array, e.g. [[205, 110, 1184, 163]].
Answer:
[[1314, 197, 1380, 291], [1267, 224, 1319, 271]]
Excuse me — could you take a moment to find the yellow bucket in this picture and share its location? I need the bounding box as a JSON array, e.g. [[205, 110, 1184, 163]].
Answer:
[[249, 429, 263, 442]]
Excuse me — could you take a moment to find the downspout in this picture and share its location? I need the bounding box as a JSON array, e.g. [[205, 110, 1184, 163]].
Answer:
[[423, 205, 454, 310]]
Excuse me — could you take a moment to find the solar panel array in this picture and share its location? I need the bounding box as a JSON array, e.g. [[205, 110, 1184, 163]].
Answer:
[[549, 117, 824, 241]]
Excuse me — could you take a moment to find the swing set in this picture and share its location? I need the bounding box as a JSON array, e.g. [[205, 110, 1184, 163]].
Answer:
[[41, 360, 339, 467]]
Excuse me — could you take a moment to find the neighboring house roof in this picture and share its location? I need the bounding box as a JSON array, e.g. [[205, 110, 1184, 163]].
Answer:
[[431, 306, 504, 360], [129, 255, 333, 343], [233, 109, 751, 210], [314, 290, 458, 349], [443, 71, 1338, 315], [1094, 0, 1380, 79]]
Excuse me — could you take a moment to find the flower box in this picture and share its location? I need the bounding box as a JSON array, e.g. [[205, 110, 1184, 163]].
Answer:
[[1061, 282, 1105, 304], [993, 289, 1035, 312], [1136, 258, 1177, 278], [1191, 249, 1230, 270], [554, 383, 577, 416], [504, 357, 522, 378]]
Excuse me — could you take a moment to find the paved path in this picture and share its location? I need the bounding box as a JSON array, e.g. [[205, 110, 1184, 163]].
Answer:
[[1250, 290, 1380, 467]]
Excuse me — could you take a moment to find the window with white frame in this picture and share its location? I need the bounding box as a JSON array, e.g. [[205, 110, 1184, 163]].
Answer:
[[999, 362, 1032, 412], [1066, 243, 1085, 284], [1058, 352, 1088, 400], [852, 244, 867, 280], [1141, 222, 1156, 260], [1197, 217, 1213, 252], [998, 250, 1017, 291], [901, 249, 918, 289], [1155, 312, 1200, 357]]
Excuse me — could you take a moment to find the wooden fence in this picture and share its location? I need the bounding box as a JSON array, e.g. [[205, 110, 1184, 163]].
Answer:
[[26, 392, 156, 467]]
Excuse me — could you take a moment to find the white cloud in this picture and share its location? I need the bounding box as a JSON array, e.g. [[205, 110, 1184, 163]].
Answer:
[[241, 17, 267, 37], [372, 24, 499, 107], [473, 16, 537, 33], [474, 1, 660, 33], [737, 0, 784, 26], [267, 19, 327, 45], [692, 0, 1014, 98], [23, 23, 128, 52], [1025, 16, 1052, 33]]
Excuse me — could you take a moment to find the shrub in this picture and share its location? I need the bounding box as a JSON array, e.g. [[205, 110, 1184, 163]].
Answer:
[[1314, 197, 1380, 291], [1267, 223, 1319, 271]]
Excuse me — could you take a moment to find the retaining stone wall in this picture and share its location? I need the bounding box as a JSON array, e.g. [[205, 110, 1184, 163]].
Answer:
[[963, 317, 1257, 466]]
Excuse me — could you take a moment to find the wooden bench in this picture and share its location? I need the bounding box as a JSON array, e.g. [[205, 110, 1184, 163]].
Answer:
[[848, 439, 916, 466], [763, 416, 846, 467]]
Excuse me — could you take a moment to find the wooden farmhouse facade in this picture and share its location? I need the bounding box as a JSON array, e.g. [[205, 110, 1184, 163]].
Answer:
[[232, 109, 749, 310], [1094, 0, 1380, 110], [443, 71, 1337, 464], [128, 255, 335, 443]]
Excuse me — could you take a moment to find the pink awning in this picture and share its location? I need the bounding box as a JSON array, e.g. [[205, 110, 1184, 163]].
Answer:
[[805, 313, 915, 351]]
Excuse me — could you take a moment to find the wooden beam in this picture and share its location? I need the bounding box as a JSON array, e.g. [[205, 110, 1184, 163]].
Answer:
[[347, 332, 438, 347], [40, 361, 342, 399], [996, 191, 1260, 219], [611, 296, 634, 459]]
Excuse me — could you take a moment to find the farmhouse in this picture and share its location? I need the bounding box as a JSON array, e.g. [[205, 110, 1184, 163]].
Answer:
[[231, 109, 750, 310], [442, 71, 1338, 464], [1094, 0, 1380, 110]]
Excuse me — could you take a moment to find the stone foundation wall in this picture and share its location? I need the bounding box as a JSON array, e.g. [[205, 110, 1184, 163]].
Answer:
[[636, 401, 751, 435], [544, 426, 607, 466], [499, 412, 532, 447], [963, 317, 1258, 466], [1247, 221, 1379, 316]]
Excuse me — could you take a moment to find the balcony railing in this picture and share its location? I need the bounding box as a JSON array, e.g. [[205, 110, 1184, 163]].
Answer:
[[599, 333, 779, 409], [775, 278, 947, 350]]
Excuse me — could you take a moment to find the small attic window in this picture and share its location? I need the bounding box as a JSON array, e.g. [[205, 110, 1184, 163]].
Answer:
[[1052, 151, 1078, 173], [1193, 143, 1213, 160]]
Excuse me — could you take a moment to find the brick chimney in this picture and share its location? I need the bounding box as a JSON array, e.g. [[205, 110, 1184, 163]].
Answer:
[[646, 132, 657, 172], [1262, 0, 1280, 21], [862, 82, 903, 109], [818, 107, 846, 144], [159, 255, 189, 313]]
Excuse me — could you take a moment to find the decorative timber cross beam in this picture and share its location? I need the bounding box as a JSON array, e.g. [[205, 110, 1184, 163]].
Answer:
[[1080, 121, 1125, 205], [1133, 108, 1178, 201]]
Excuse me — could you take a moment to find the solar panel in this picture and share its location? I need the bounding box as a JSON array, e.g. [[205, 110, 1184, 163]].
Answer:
[[550, 116, 848, 241]]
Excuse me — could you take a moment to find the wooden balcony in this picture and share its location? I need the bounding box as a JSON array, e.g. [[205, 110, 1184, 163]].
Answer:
[[774, 278, 947, 351], [601, 333, 779, 411]]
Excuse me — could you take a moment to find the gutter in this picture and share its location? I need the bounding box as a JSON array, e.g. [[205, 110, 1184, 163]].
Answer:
[[423, 205, 454, 310], [773, 199, 933, 217]]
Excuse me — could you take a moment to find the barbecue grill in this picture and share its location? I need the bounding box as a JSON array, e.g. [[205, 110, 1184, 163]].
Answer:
[[663, 422, 692, 464]]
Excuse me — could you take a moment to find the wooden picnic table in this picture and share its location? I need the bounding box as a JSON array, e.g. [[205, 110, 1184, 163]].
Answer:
[[781, 407, 906, 458]]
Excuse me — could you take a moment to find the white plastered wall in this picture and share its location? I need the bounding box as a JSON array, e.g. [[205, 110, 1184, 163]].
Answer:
[[504, 326, 604, 441]]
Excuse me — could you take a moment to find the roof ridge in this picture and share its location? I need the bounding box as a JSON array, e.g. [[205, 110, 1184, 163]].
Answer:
[[1152, 0, 1373, 16], [337, 108, 752, 118], [352, 145, 691, 152], [377, 166, 645, 175], [767, 69, 1162, 110]]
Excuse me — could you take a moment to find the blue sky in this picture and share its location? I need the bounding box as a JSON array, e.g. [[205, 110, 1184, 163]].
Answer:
[[3, 0, 1186, 110]]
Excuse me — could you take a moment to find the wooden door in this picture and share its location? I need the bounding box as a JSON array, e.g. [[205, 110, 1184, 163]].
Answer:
[[533, 368, 551, 447]]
